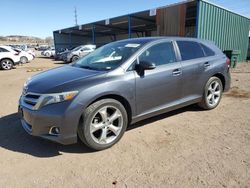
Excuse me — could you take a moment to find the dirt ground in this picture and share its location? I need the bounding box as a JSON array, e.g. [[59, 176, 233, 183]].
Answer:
[[0, 56, 249, 188]]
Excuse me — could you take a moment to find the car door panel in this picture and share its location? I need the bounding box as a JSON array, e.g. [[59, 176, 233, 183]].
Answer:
[[133, 41, 183, 116], [135, 62, 182, 116]]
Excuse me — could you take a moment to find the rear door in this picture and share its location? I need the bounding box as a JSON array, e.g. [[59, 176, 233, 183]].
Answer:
[[135, 41, 182, 116], [176, 40, 212, 100], [79, 47, 92, 57]]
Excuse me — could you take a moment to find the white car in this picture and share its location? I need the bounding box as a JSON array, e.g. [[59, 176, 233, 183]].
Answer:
[[13, 48, 35, 64], [42, 47, 55, 57], [0, 46, 20, 70]]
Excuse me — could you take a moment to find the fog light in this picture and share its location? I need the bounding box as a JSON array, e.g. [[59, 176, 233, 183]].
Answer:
[[49, 126, 60, 136]]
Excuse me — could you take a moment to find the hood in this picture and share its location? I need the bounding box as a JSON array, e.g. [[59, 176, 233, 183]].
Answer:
[[26, 65, 105, 93]]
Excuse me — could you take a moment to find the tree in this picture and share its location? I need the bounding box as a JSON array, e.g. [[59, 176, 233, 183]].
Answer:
[[45, 36, 53, 45]]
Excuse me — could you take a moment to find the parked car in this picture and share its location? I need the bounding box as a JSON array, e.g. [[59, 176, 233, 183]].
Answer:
[[26, 49, 36, 58], [19, 37, 231, 150], [54, 47, 74, 60], [0, 46, 20, 70], [13, 48, 35, 64], [64, 45, 96, 63], [41, 47, 55, 57], [9, 44, 28, 51], [35, 45, 49, 51]]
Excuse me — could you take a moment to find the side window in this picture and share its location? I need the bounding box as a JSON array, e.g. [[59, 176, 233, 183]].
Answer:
[[177, 41, 205, 61], [200, 43, 215, 57], [139, 42, 176, 66], [81, 47, 90, 51], [0, 48, 9, 52]]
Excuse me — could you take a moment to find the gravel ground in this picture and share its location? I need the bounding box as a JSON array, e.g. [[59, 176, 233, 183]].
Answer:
[[0, 57, 249, 188]]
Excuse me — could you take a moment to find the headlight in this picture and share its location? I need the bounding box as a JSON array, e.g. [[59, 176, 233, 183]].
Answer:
[[24, 77, 31, 87], [22, 77, 32, 95], [35, 91, 78, 109]]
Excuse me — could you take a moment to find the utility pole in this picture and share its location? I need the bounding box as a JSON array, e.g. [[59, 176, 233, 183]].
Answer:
[[74, 7, 78, 26]]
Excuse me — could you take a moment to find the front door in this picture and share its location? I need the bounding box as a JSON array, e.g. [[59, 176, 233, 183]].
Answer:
[[135, 41, 182, 116]]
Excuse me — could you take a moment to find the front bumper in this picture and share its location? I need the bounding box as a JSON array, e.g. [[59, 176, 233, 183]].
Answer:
[[18, 98, 82, 145]]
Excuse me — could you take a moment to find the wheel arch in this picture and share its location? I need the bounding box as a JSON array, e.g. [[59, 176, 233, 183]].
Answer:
[[0, 58, 14, 63], [71, 55, 79, 61], [83, 94, 132, 125], [212, 73, 225, 91]]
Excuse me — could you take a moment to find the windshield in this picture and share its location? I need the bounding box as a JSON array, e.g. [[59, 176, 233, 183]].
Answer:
[[72, 41, 144, 71]]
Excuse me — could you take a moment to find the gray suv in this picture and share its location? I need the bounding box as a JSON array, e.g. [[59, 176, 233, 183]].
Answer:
[[19, 37, 231, 150]]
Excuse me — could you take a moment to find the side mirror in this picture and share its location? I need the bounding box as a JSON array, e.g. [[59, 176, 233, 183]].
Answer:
[[140, 61, 156, 70], [135, 60, 156, 76]]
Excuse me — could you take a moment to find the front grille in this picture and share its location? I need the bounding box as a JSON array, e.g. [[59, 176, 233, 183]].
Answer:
[[23, 93, 41, 109]]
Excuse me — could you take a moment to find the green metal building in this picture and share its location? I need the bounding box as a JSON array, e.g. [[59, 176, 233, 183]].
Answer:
[[197, 0, 250, 62], [54, 0, 250, 62]]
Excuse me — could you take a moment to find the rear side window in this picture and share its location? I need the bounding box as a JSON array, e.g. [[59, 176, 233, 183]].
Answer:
[[139, 42, 176, 66], [0, 48, 9, 52], [200, 43, 215, 56], [177, 41, 205, 61]]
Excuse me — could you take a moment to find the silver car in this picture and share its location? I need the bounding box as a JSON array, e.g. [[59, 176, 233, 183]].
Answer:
[[64, 45, 96, 63]]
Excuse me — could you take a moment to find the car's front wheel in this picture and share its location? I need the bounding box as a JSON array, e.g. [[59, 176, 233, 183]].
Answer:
[[198, 76, 223, 110], [72, 55, 79, 62], [78, 99, 128, 150], [0, 59, 13, 70]]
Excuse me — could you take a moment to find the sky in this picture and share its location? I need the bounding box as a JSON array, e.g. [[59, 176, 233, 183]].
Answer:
[[0, 0, 249, 39]]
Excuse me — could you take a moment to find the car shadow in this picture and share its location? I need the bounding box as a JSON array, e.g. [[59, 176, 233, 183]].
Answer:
[[0, 105, 201, 158], [128, 104, 201, 131], [0, 113, 93, 158]]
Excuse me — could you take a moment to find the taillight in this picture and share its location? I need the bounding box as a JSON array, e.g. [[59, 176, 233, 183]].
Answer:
[[226, 58, 230, 68]]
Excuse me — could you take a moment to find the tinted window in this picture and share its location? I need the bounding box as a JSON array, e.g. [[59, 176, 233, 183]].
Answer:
[[81, 47, 91, 51], [0, 48, 9, 52], [177, 41, 205, 61], [139, 42, 176, 66], [200, 43, 215, 56]]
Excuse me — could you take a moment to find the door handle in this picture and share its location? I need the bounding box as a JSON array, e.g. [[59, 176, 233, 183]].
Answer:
[[204, 62, 210, 68], [172, 68, 182, 76]]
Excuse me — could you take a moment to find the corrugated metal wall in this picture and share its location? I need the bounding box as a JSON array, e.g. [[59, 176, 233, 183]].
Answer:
[[197, 0, 250, 62], [156, 4, 186, 36]]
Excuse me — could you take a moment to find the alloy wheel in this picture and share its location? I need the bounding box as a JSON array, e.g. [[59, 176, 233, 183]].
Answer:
[[90, 106, 123, 145], [206, 80, 221, 107], [1, 60, 12, 70]]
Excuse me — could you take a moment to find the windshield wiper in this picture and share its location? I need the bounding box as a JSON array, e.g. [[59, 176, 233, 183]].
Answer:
[[80, 65, 96, 70], [77, 65, 108, 71]]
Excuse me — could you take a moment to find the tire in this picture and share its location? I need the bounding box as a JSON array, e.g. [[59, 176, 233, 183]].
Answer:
[[198, 77, 223, 110], [45, 52, 50, 57], [78, 99, 128, 151], [0, 59, 13, 70], [20, 56, 28, 64], [72, 56, 79, 62]]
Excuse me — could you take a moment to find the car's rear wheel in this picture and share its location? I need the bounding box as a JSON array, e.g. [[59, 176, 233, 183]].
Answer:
[[20, 56, 28, 64], [72, 55, 79, 62], [0, 59, 13, 70], [78, 99, 128, 150], [198, 77, 223, 110], [45, 52, 50, 57]]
